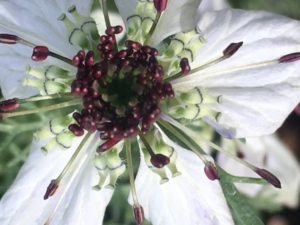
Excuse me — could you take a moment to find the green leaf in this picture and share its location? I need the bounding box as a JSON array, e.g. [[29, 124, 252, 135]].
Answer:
[[218, 168, 264, 225]]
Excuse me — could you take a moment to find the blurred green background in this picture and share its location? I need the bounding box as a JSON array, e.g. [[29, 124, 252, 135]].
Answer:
[[1, 0, 300, 225]]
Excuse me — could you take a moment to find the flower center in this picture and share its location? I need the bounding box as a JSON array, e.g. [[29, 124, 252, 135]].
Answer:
[[68, 26, 174, 151]]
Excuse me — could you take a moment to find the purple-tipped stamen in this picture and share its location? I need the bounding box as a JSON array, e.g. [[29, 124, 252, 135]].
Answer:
[[133, 206, 145, 225], [223, 42, 243, 58], [204, 162, 219, 181], [154, 0, 168, 12], [255, 168, 281, 188], [279, 52, 300, 63], [180, 58, 191, 75], [31, 46, 49, 61], [0, 34, 19, 44], [44, 179, 59, 200], [150, 154, 170, 168], [0, 98, 19, 112]]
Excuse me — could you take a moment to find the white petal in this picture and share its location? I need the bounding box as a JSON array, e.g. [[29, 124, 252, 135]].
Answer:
[[198, 0, 229, 13], [0, 135, 113, 225], [218, 135, 300, 208], [173, 9, 300, 137], [133, 140, 234, 225], [114, 0, 136, 25]]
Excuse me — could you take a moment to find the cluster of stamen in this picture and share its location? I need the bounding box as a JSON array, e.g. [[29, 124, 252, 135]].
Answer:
[[68, 25, 174, 152]]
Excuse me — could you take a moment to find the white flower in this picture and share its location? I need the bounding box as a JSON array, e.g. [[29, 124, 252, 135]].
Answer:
[[0, 0, 300, 225], [218, 135, 300, 208]]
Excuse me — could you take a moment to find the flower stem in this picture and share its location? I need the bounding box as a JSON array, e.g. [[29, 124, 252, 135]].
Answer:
[[125, 139, 140, 207], [2, 99, 80, 118]]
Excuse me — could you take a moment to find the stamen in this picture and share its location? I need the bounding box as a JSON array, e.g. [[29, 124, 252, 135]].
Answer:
[[1, 99, 80, 119], [0, 98, 19, 112], [279, 52, 300, 63], [133, 206, 145, 225], [153, 0, 168, 12], [0, 33, 73, 65], [254, 168, 281, 188], [44, 133, 92, 199], [137, 128, 170, 168], [144, 0, 168, 45], [0, 34, 19, 44], [44, 180, 59, 200], [44, 152, 90, 225], [19, 93, 73, 103], [204, 162, 219, 180], [180, 58, 191, 75], [223, 42, 243, 58], [173, 51, 300, 87], [150, 154, 170, 168], [31, 46, 49, 61], [158, 115, 282, 187], [125, 140, 145, 225], [157, 118, 208, 162], [171, 117, 281, 187], [165, 42, 243, 82]]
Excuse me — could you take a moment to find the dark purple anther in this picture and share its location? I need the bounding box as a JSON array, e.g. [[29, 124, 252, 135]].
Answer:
[[115, 25, 123, 34], [105, 26, 123, 35], [223, 42, 243, 58], [180, 58, 191, 75], [255, 168, 281, 188], [150, 154, 170, 168], [68, 124, 84, 137], [105, 27, 116, 36], [72, 55, 81, 66], [204, 162, 219, 181], [91, 109, 102, 121], [279, 52, 300, 63], [85, 51, 94, 66], [0, 98, 19, 112], [125, 40, 142, 50], [0, 34, 19, 44], [31, 46, 49, 61], [154, 0, 168, 12], [97, 138, 122, 152], [81, 116, 97, 132], [73, 50, 86, 66], [71, 80, 82, 95], [72, 112, 82, 124], [133, 206, 145, 225], [117, 50, 128, 59], [44, 179, 59, 200]]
